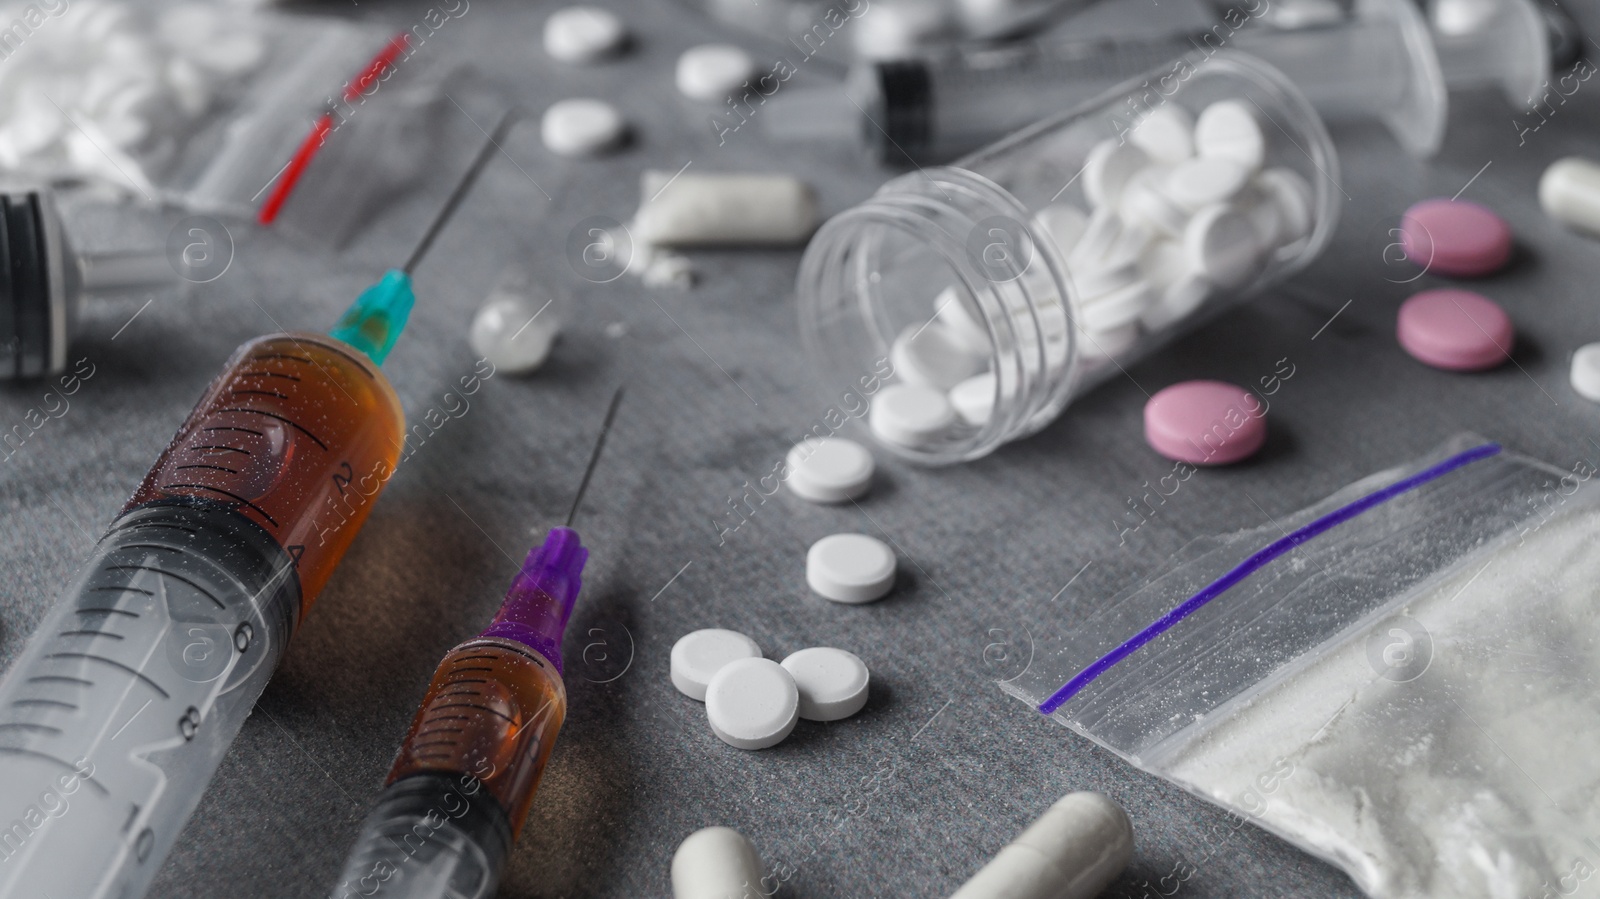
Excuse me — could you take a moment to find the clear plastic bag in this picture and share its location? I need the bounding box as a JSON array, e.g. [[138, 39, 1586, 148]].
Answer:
[[1003, 435, 1600, 899]]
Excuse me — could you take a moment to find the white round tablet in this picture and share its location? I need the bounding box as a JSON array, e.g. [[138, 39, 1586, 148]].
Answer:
[[1184, 203, 1263, 289], [1162, 157, 1250, 212], [544, 7, 627, 64], [786, 437, 874, 504], [1082, 140, 1149, 209], [1194, 99, 1266, 171], [671, 628, 763, 701], [869, 384, 956, 447], [806, 533, 896, 604], [672, 827, 768, 899], [676, 44, 757, 102], [1572, 343, 1600, 402], [1078, 280, 1153, 332], [949, 372, 996, 426], [781, 647, 870, 722], [704, 657, 799, 750], [1257, 167, 1314, 245], [540, 98, 625, 157], [1129, 105, 1195, 165], [891, 322, 985, 391]]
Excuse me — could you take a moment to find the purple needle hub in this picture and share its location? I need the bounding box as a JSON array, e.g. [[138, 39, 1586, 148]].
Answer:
[[480, 527, 588, 675]]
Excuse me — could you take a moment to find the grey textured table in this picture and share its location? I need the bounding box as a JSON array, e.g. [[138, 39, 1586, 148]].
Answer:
[[4, 1, 1600, 896]]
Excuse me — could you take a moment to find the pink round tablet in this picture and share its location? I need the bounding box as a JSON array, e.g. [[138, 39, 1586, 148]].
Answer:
[[1396, 288, 1513, 371], [1144, 380, 1268, 466], [1399, 198, 1512, 277]]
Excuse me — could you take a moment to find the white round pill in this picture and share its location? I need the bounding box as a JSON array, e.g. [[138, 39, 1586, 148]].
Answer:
[[1185, 203, 1263, 289], [949, 372, 996, 426], [1129, 105, 1195, 164], [785, 437, 874, 504], [540, 98, 625, 157], [1119, 168, 1188, 239], [1257, 167, 1314, 245], [1081, 139, 1149, 208], [671, 629, 763, 701], [806, 533, 896, 604], [704, 657, 799, 750], [672, 827, 768, 899], [1163, 157, 1251, 212], [544, 7, 627, 63], [891, 322, 985, 391], [469, 294, 559, 375], [781, 647, 870, 722], [869, 384, 957, 447], [1572, 343, 1600, 402], [676, 44, 756, 102], [1078, 280, 1153, 332], [1195, 99, 1266, 171]]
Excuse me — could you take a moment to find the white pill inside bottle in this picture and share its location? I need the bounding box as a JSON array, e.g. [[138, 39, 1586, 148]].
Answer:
[[949, 792, 1134, 899], [672, 826, 768, 899], [1540, 157, 1600, 238]]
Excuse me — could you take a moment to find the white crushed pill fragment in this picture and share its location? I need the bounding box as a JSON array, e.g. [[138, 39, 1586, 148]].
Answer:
[[704, 657, 798, 750], [544, 6, 627, 63], [634, 171, 818, 246], [806, 533, 896, 604], [1082, 139, 1149, 208], [1162, 157, 1251, 211], [676, 44, 757, 102], [672, 628, 763, 701], [785, 437, 874, 504], [1185, 202, 1263, 289], [781, 647, 870, 722], [1129, 105, 1196, 164], [934, 287, 992, 355], [468, 276, 560, 375], [540, 98, 626, 157], [672, 827, 769, 899], [1195, 99, 1266, 171], [949, 372, 996, 426], [869, 384, 956, 447], [891, 322, 985, 391], [1571, 343, 1600, 402]]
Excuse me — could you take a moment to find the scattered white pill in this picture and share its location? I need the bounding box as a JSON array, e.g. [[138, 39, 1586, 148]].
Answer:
[[672, 629, 764, 701], [1257, 167, 1314, 244], [676, 44, 757, 102], [1032, 203, 1089, 258], [934, 287, 992, 355], [1539, 157, 1600, 238], [1185, 203, 1262, 289], [543, 7, 627, 63], [1081, 139, 1149, 208], [705, 657, 799, 750], [785, 437, 874, 504], [949, 372, 997, 426], [635, 171, 818, 246], [869, 384, 957, 447], [891, 322, 986, 391], [469, 293, 559, 375], [1572, 343, 1600, 402], [541, 98, 625, 157], [672, 827, 769, 899], [1162, 157, 1251, 211], [781, 647, 870, 722], [949, 792, 1134, 899], [1195, 99, 1266, 171], [806, 533, 896, 604], [1129, 105, 1195, 164]]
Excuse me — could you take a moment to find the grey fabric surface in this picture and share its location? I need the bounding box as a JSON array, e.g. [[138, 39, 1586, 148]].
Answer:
[[3, 0, 1599, 897]]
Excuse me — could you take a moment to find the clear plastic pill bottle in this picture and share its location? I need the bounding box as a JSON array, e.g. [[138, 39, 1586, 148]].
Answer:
[[797, 50, 1339, 465]]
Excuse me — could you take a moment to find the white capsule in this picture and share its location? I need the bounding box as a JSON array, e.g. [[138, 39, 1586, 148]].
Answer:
[[869, 384, 956, 447], [635, 171, 817, 246], [544, 6, 627, 63], [891, 322, 985, 391], [949, 792, 1134, 899], [672, 629, 763, 701], [1571, 343, 1600, 402], [705, 658, 799, 750], [1081, 139, 1149, 209], [1195, 99, 1266, 171], [949, 372, 996, 426], [785, 437, 874, 504], [540, 98, 626, 157], [1128, 105, 1195, 164], [806, 533, 896, 604], [781, 647, 870, 721], [672, 826, 768, 899], [676, 44, 756, 103], [1540, 157, 1600, 238]]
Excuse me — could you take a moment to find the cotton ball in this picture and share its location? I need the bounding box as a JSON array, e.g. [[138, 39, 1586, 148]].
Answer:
[[469, 271, 561, 374]]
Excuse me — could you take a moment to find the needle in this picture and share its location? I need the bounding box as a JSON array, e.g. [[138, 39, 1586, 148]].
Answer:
[[566, 387, 625, 527]]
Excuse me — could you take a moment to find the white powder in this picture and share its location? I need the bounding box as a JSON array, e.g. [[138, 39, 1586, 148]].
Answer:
[[1161, 507, 1600, 899]]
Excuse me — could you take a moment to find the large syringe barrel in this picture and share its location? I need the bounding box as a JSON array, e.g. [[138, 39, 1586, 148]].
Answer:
[[0, 332, 404, 899]]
